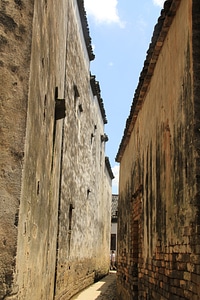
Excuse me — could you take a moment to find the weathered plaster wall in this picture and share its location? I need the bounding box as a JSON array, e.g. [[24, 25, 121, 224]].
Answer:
[[14, 0, 68, 299], [53, 5, 112, 293], [0, 1, 34, 298], [117, 0, 200, 299], [0, 0, 112, 299]]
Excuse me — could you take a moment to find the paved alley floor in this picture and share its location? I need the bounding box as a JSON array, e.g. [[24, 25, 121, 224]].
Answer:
[[71, 271, 117, 300]]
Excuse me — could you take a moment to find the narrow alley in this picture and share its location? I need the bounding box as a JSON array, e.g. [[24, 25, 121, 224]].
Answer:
[[1, 0, 200, 299], [71, 271, 117, 300]]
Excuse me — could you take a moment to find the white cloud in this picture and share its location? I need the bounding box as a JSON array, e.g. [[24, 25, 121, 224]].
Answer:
[[112, 165, 119, 192], [153, 0, 165, 8], [84, 0, 125, 28]]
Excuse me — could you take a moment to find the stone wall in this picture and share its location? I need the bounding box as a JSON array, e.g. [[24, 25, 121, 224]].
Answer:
[[116, 0, 200, 299], [0, 0, 112, 299]]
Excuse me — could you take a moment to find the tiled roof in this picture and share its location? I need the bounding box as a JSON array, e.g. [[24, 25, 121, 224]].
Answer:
[[116, 0, 181, 162], [77, 0, 95, 61], [105, 157, 115, 180], [90, 75, 108, 124]]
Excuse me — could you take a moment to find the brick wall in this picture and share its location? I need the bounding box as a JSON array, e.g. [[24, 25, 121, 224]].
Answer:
[[116, 0, 200, 299]]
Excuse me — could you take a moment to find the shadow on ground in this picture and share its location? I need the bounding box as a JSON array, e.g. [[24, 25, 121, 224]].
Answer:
[[95, 271, 117, 300]]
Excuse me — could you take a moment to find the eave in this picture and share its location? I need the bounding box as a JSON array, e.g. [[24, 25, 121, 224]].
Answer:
[[90, 75, 108, 124], [77, 0, 95, 61], [115, 0, 181, 163]]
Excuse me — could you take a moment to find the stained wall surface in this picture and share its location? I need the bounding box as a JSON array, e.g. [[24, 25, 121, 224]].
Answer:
[[116, 0, 200, 299], [54, 5, 112, 293], [0, 0, 34, 298], [0, 0, 112, 299]]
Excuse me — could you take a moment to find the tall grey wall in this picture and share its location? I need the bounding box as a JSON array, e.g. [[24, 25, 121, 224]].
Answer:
[[0, 1, 34, 298], [54, 4, 112, 296], [0, 0, 112, 299], [14, 0, 68, 298]]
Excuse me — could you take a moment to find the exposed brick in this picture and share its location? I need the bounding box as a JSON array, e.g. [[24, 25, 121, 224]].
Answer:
[[191, 273, 200, 284], [116, 1, 200, 299]]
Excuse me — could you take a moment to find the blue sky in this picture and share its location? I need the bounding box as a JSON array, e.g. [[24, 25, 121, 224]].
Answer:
[[84, 0, 165, 193]]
